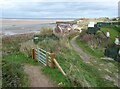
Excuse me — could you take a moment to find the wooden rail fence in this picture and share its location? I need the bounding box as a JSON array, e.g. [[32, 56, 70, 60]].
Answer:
[[32, 48, 66, 76]]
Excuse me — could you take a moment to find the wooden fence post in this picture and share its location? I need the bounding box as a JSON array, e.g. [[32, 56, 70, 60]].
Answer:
[[32, 48, 36, 60], [51, 53, 55, 69]]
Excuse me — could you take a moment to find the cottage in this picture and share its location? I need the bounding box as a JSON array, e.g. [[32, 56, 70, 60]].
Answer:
[[54, 24, 62, 33], [54, 23, 73, 33]]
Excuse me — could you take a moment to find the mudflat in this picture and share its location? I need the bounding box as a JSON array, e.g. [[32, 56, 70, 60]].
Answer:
[[1, 19, 73, 35]]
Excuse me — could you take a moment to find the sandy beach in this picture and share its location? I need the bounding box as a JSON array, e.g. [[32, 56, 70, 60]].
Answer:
[[1, 19, 73, 35], [1, 19, 73, 25]]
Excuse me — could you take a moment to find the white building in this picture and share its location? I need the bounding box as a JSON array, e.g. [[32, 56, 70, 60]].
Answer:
[[88, 22, 95, 28]]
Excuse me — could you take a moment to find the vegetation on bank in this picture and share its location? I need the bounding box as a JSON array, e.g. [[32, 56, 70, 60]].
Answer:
[[2, 59, 28, 87], [2, 26, 119, 87], [101, 26, 120, 42], [76, 37, 104, 58], [2, 33, 34, 53], [75, 27, 120, 87], [2, 33, 35, 87], [31, 28, 118, 87], [2, 52, 40, 87]]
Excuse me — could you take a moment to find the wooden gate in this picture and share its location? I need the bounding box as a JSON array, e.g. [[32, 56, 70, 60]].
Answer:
[[32, 48, 66, 76]]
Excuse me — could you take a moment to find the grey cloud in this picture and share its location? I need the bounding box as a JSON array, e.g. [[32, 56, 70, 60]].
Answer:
[[1, 2, 118, 18]]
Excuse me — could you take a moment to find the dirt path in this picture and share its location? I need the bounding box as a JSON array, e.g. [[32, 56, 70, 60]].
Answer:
[[24, 64, 54, 87], [70, 35, 91, 62]]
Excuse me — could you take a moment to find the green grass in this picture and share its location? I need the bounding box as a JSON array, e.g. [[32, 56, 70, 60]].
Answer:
[[2, 30, 119, 87], [3, 53, 38, 66], [76, 37, 104, 58], [39, 32, 117, 87], [2, 52, 39, 87], [75, 34, 119, 87], [42, 67, 72, 87], [56, 49, 117, 87], [101, 26, 120, 42]]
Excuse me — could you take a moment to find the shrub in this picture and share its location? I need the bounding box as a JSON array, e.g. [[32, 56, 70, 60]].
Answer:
[[104, 44, 120, 61], [79, 30, 87, 38], [2, 33, 34, 53], [20, 40, 37, 58], [2, 60, 28, 87], [40, 27, 53, 36]]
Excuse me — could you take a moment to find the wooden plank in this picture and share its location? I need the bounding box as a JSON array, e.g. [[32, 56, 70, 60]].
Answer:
[[53, 58, 66, 76], [46, 52, 51, 55], [46, 52, 48, 66], [46, 52, 51, 66], [51, 53, 56, 69]]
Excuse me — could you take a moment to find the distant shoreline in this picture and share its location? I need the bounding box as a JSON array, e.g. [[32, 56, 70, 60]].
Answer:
[[1, 18, 76, 20], [1, 19, 74, 36], [0, 19, 74, 25]]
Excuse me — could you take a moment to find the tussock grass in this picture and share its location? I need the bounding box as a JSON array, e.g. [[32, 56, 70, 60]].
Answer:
[[40, 27, 53, 36], [2, 33, 34, 53], [2, 59, 28, 87]]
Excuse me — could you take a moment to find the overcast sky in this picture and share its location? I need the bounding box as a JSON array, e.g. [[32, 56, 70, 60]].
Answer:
[[0, 0, 120, 18]]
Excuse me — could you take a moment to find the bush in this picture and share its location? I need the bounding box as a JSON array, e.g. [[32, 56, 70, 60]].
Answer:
[[33, 34, 59, 42], [79, 30, 87, 37], [104, 44, 120, 61], [20, 40, 36, 58], [2, 60, 28, 87], [2, 33, 34, 53], [40, 27, 53, 36]]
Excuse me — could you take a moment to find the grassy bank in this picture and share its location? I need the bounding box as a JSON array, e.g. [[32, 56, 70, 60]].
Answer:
[[32, 28, 118, 87], [3, 53, 38, 66], [75, 35, 119, 87], [2, 33, 37, 87], [2, 52, 40, 87], [76, 37, 104, 58], [2, 26, 119, 87], [101, 26, 120, 42]]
